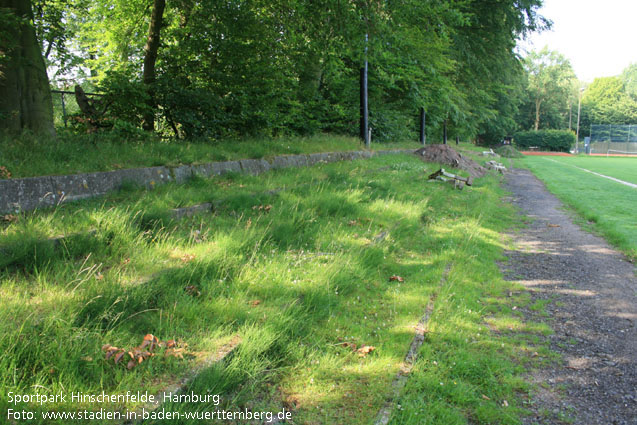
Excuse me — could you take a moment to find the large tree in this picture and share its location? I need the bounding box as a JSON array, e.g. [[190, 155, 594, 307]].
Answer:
[[523, 47, 575, 131], [582, 76, 637, 125], [0, 0, 55, 135], [141, 0, 165, 131]]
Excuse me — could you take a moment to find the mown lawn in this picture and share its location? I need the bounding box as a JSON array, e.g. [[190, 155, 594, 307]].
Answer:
[[1, 153, 548, 424], [522, 155, 637, 258], [530, 155, 637, 185]]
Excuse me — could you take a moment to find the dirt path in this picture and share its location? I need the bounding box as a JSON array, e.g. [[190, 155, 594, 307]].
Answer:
[[501, 168, 637, 425]]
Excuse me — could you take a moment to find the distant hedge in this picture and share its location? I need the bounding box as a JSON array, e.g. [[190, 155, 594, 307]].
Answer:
[[513, 130, 575, 152]]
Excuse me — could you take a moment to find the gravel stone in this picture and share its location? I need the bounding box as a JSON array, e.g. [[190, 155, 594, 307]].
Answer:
[[501, 168, 637, 425]]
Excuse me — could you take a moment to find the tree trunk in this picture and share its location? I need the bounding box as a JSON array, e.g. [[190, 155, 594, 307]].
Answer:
[[534, 98, 541, 131], [0, 0, 55, 136], [141, 0, 166, 132]]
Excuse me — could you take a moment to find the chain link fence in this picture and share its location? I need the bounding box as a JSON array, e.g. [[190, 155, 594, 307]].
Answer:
[[590, 124, 637, 154]]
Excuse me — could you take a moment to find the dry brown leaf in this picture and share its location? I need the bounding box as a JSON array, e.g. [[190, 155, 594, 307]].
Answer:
[[389, 275, 404, 283], [481, 394, 490, 400], [356, 345, 376, 357], [143, 334, 157, 342], [348, 220, 358, 226], [180, 254, 196, 263], [114, 351, 126, 364], [165, 348, 185, 359], [0, 166, 11, 179], [142, 334, 159, 351], [103, 334, 186, 370], [547, 224, 560, 228], [250, 300, 261, 307], [105, 348, 121, 360], [252, 204, 273, 213], [339, 342, 357, 350], [184, 285, 201, 297], [2, 214, 18, 223]]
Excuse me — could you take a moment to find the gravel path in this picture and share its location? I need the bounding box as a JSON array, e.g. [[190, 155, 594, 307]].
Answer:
[[501, 168, 637, 425]]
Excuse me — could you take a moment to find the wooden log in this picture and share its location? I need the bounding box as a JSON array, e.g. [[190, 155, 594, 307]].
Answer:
[[428, 168, 473, 186]]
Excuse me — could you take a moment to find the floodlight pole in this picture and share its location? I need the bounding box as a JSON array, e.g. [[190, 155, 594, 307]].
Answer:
[[576, 87, 584, 153], [360, 33, 370, 148]]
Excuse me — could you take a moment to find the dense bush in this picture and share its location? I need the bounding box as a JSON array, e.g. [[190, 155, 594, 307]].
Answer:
[[495, 145, 523, 158], [513, 130, 575, 152]]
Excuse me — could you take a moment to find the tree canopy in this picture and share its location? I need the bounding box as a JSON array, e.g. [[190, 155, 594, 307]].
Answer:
[[1, 0, 548, 142], [518, 47, 576, 131]]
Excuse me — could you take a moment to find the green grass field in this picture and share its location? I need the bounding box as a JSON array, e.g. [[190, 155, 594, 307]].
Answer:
[[0, 153, 549, 424], [522, 155, 637, 258], [0, 131, 418, 179], [533, 155, 637, 185]]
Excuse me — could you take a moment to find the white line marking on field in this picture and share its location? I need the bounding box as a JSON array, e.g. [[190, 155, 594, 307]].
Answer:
[[544, 158, 637, 189]]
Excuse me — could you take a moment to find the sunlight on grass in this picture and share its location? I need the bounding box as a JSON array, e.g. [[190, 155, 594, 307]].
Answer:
[[522, 156, 637, 258], [0, 154, 550, 424]]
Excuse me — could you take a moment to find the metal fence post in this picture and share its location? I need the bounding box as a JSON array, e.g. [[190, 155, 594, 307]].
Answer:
[[443, 120, 447, 145], [359, 33, 370, 148], [60, 92, 68, 128], [419, 108, 426, 146]]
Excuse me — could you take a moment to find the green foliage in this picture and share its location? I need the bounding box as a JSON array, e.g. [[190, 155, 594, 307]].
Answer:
[[518, 47, 577, 131], [582, 76, 637, 125], [25, 0, 545, 143], [575, 65, 637, 138], [513, 130, 575, 152], [98, 71, 150, 127], [495, 145, 523, 158], [621, 63, 637, 99]]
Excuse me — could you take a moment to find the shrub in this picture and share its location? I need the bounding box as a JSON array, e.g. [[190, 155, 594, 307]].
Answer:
[[495, 145, 523, 158], [513, 130, 575, 152], [98, 71, 151, 127]]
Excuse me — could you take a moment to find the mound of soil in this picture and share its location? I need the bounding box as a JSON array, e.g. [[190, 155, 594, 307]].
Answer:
[[414, 144, 487, 178]]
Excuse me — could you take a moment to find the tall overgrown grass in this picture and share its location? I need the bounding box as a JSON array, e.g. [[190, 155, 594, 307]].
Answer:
[[1, 153, 549, 424]]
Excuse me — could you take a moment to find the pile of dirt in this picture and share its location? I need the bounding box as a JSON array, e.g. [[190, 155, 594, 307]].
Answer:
[[495, 145, 523, 158], [414, 144, 487, 178]]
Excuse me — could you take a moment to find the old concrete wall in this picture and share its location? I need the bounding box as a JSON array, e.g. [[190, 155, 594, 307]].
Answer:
[[0, 149, 414, 214]]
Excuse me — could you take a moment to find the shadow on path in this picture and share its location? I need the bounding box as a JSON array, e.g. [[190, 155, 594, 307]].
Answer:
[[501, 168, 637, 425]]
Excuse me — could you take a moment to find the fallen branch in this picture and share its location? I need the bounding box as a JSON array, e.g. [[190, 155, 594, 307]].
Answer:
[[427, 168, 472, 190], [485, 160, 507, 173]]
